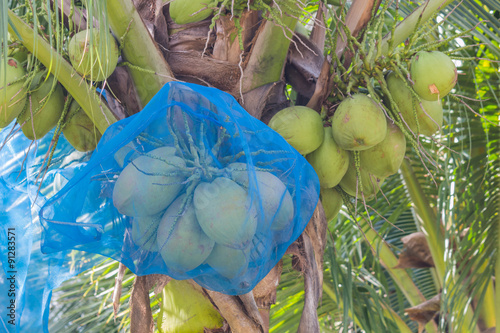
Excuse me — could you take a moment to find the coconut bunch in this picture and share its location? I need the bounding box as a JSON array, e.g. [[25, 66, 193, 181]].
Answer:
[[2, 36, 65, 140], [267, 50, 457, 216], [385, 50, 457, 137], [1, 62, 102, 151], [0, 57, 67, 141], [267, 105, 345, 221], [112, 121, 295, 280], [1, 28, 118, 151]]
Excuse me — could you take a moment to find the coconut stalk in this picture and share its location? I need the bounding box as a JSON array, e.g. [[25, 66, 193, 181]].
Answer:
[[400, 160, 481, 333], [7, 10, 116, 134], [105, 0, 174, 107], [241, 0, 299, 93]]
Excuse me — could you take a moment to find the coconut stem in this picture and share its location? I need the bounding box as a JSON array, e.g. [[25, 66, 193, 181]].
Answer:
[[105, 0, 174, 107], [166, 110, 188, 160], [353, 151, 364, 206], [240, 0, 299, 93], [412, 22, 481, 54], [181, 111, 203, 169], [34, 94, 72, 190]]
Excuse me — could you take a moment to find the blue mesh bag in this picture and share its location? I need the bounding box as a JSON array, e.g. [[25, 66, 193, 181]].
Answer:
[[40, 82, 320, 295], [0, 121, 103, 333]]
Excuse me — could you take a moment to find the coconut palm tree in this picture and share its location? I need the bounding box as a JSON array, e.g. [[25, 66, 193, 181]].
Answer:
[[1, 0, 498, 332]]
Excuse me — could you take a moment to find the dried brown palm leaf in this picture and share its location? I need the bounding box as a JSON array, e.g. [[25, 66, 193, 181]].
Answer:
[[395, 232, 435, 269], [405, 293, 441, 333]]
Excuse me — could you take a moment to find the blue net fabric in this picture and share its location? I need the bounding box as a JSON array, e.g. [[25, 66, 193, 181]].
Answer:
[[40, 82, 320, 295], [0, 122, 103, 333]]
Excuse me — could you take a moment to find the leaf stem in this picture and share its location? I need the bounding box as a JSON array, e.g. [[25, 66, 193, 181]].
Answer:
[[105, 0, 174, 107], [400, 159, 481, 333], [322, 281, 413, 333], [380, 0, 455, 56], [240, 0, 299, 92]]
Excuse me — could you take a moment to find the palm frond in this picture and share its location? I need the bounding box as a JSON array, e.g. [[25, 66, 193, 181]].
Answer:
[[49, 259, 134, 333]]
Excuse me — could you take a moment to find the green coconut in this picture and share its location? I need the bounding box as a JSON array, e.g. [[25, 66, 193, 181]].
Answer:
[[268, 105, 324, 155], [131, 213, 163, 252], [18, 74, 64, 140], [157, 194, 215, 273], [386, 71, 443, 136], [112, 146, 186, 217], [307, 126, 349, 188], [359, 118, 406, 178], [227, 162, 294, 231], [339, 153, 385, 201], [7, 33, 29, 64], [113, 144, 141, 168], [294, 22, 310, 37], [205, 243, 249, 279], [410, 51, 457, 101], [0, 57, 27, 128], [62, 100, 102, 152], [409, 99, 443, 136], [331, 94, 387, 151], [320, 187, 343, 222], [169, 0, 215, 25], [158, 280, 224, 333], [11, 48, 29, 64], [68, 29, 119, 82], [193, 177, 258, 249]]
